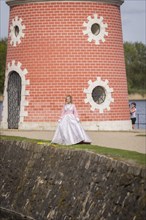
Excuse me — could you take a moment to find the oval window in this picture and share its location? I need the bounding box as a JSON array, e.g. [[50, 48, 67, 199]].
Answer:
[[92, 86, 106, 104], [14, 25, 19, 37], [91, 23, 100, 36]]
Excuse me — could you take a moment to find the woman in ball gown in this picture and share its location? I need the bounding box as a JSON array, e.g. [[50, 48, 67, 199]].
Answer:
[[52, 95, 91, 145]]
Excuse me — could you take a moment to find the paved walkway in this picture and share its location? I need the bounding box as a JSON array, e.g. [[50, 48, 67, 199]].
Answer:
[[1, 129, 146, 154]]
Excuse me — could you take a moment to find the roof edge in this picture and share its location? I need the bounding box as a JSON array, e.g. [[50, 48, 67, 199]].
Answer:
[[6, 0, 124, 7]]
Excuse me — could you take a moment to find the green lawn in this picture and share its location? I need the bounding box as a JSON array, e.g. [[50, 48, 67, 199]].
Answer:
[[0, 135, 146, 167], [0, 135, 51, 144]]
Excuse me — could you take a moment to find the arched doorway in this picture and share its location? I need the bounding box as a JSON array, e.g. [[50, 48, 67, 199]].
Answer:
[[7, 71, 21, 129]]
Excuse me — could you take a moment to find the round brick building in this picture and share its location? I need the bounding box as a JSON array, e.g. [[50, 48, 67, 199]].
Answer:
[[1, 0, 131, 130]]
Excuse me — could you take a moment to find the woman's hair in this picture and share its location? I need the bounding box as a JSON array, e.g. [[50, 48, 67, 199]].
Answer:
[[65, 95, 73, 103], [131, 102, 136, 107]]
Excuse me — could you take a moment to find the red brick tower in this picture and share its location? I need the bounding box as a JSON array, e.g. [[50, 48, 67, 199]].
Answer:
[[1, 0, 131, 130]]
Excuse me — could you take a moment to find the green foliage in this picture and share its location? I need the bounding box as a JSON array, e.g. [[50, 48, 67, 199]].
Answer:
[[0, 38, 7, 95], [124, 42, 146, 94]]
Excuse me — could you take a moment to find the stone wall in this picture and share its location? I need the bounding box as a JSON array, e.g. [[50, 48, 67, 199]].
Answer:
[[128, 93, 146, 100], [0, 140, 146, 220]]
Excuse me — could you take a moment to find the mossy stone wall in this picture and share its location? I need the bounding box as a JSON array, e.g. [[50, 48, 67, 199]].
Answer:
[[0, 140, 146, 220]]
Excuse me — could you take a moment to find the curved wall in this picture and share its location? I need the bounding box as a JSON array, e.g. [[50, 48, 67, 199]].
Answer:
[[2, 0, 131, 130]]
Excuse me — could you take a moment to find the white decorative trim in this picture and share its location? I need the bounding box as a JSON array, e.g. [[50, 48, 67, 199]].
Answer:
[[7, 120, 131, 131], [19, 122, 57, 130], [83, 14, 108, 45], [9, 16, 25, 46], [1, 60, 29, 129], [84, 77, 114, 112], [81, 120, 132, 131]]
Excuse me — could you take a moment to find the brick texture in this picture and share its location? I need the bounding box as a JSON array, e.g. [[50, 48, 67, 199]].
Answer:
[[6, 2, 130, 122]]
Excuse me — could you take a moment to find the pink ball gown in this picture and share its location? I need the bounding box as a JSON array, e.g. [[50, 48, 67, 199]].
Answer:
[[52, 103, 91, 145]]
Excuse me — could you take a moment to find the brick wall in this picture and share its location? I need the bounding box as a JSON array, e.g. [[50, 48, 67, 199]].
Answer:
[[6, 2, 129, 123]]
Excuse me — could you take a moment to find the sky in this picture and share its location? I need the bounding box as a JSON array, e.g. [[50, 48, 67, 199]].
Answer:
[[0, 0, 146, 44]]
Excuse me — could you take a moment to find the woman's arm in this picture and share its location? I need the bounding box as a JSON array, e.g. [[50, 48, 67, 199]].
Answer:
[[130, 107, 136, 113], [73, 104, 80, 121]]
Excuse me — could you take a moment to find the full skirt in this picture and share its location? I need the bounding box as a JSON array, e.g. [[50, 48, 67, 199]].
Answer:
[[52, 114, 91, 145]]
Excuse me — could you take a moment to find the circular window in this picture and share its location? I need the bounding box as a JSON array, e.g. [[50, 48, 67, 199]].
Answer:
[[92, 86, 106, 104], [91, 23, 100, 36], [14, 25, 19, 37]]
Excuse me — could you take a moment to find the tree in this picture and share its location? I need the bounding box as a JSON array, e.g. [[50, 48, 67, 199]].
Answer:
[[124, 42, 146, 94], [0, 38, 7, 95]]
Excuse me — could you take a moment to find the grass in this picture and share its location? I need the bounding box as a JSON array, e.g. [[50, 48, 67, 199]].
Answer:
[[0, 135, 146, 167], [51, 143, 146, 167], [0, 135, 51, 144]]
